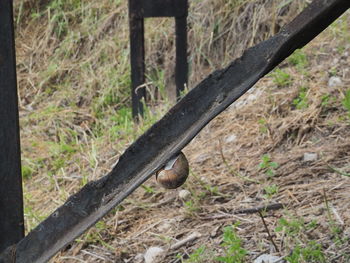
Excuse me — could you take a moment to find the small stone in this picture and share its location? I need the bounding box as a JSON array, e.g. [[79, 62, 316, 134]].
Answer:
[[331, 58, 339, 66], [25, 105, 34, 111], [157, 222, 172, 232], [144, 247, 165, 263], [210, 225, 221, 237], [157, 219, 175, 232], [179, 189, 191, 200], [328, 76, 342, 87], [200, 176, 210, 184], [254, 254, 284, 263], [134, 253, 144, 263], [303, 153, 318, 162], [225, 134, 237, 143]]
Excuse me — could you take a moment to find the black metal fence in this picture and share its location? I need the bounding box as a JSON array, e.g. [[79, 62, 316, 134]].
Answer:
[[0, 0, 24, 252], [0, 0, 349, 261], [129, 0, 188, 119]]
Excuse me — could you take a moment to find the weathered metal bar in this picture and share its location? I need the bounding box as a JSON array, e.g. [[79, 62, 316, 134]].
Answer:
[[129, 14, 146, 119], [130, 0, 188, 18], [129, 0, 188, 117], [0, 0, 348, 262], [0, 0, 25, 252], [175, 16, 188, 99]]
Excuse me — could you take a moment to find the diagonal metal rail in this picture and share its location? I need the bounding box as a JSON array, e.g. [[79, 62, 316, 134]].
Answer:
[[1, 0, 349, 262]]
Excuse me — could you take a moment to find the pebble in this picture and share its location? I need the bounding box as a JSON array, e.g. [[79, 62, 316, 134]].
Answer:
[[157, 219, 176, 232], [328, 76, 342, 87], [225, 134, 237, 143], [200, 176, 210, 184], [179, 189, 191, 200], [144, 247, 165, 263], [303, 152, 318, 162], [331, 58, 339, 66], [134, 253, 144, 263], [253, 254, 284, 263]]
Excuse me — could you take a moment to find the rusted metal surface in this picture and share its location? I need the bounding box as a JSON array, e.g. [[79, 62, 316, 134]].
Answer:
[[0, 0, 348, 262], [129, 0, 188, 118], [0, 0, 25, 252]]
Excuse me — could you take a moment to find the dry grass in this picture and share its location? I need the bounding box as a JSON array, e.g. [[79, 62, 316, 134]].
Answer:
[[12, 0, 350, 262]]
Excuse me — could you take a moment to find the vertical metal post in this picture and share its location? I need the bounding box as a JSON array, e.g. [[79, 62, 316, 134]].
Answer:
[[0, 0, 25, 251], [175, 16, 188, 99], [128, 0, 188, 119], [129, 14, 146, 119]]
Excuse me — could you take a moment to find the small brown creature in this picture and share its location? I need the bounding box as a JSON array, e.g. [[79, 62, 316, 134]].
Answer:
[[156, 152, 189, 189]]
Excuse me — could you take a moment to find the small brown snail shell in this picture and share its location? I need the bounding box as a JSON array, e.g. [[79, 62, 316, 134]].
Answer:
[[156, 152, 189, 189]]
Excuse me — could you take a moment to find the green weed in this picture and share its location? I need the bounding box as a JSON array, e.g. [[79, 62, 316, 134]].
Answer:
[[216, 224, 247, 263], [329, 67, 338, 77], [81, 173, 89, 186], [184, 200, 199, 214], [328, 165, 350, 177], [109, 107, 134, 141], [259, 154, 278, 177], [342, 89, 350, 118], [182, 225, 247, 263], [47, 0, 82, 38], [272, 68, 292, 87], [263, 184, 279, 199], [275, 217, 305, 236], [182, 245, 209, 263], [146, 68, 167, 100], [21, 165, 34, 179], [321, 94, 330, 107], [292, 87, 309, 109], [285, 241, 325, 263], [258, 118, 268, 134], [141, 185, 156, 194], [191, 172, 222, 197], [275, 215, 325, 263], [23, 193, 46, 231], [288, 49, 308, 71]]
